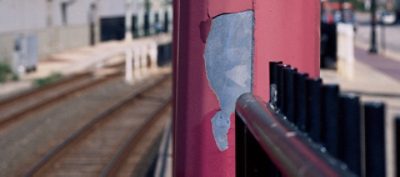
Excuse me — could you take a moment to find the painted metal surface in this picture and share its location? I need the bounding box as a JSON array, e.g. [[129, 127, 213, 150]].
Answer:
[[173, 0, 319, 176], [207, 0, 253, 18], [174, 1, 236, 176], [253, 0, 320, 100]]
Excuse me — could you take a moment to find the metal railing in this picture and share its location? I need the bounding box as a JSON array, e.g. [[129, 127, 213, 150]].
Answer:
[[236, 93, 356, 177], [235, 61, 388, 177]]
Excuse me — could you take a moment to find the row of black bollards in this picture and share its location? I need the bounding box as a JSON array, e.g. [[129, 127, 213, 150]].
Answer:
[[396, 117, 400, 177], [269, 61, 386, 177]]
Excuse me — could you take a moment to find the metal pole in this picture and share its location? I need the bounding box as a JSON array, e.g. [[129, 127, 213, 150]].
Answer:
[[369, 0, 378, 53], [125, 0, 133, 84], [340, 0, 345, 23], [144, 0, 151, 36], [395, 117, 400, 177], [89, 3, 97, 46], [125, 49, 133, 84], [381, 20, 386, 54], [46, 0, 53, 27], [125, 0, 133, 41]]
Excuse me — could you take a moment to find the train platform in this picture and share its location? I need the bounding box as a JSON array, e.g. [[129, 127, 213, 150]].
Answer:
[[0, 33, 172, 98], [321, 46, 400, 177]]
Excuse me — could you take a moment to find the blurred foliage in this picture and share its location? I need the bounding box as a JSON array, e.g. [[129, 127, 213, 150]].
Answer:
[[34, 73, 63, 87], [145, 0, 151, 11], [329, 0, 366, 11], [0, 62, 14, 83], [351, 0, 366, 11]]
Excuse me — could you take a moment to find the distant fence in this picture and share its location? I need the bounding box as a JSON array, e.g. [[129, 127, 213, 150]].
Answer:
[[235, 61, 388, 177], [157, 43, 173, 66], [101, 11, 172, 42]]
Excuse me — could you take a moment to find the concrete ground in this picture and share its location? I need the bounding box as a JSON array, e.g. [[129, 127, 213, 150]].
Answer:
[[326, 13, 400, 176], [321, 46, 400, 177], [354, 12, 400, 62], [0, 41, 122, 98]]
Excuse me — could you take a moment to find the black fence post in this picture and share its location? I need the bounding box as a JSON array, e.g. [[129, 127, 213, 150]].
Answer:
[[131, 15, 137, 38], [339, 94, 361, 176], [284, 67, 295, 122], [269, 62, 279, 86], [396, 117, 400, 177], [236, 112, 245, 177], [144, 13, 150, 36], [307, 78, 322, 142], [321, 84, 340, 157], [235, 113, 278, 177], [294, 72, 308, 131], [277, 64, 285, 112], [269, 61, 282, 107], [364, 102, 386, 177], [164, 11, 169, 32]]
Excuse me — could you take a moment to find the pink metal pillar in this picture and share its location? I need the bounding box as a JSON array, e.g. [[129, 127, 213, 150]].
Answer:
[[253, 0, 321, 100], [173, 0, 239, 176], [173, 0, 320, 176]]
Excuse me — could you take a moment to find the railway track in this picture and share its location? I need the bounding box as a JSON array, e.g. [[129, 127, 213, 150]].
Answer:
[[0, 70, 123, 130], [24, 75, 172, 177], [0, 72, 91, 107]]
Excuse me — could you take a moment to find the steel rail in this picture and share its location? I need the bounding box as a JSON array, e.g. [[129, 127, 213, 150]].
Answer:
[[0, 71, 123, 130], [24, 74, 169, 177], [0, 72, 91, 107], [0, 62, 124, 107], [99, 98, 171, 177]]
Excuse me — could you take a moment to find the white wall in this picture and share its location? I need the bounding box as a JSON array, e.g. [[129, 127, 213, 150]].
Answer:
[[0, 0, 97, 33], [0, 0, 170, 34], [59, 0, 93, 26], [98, 0, 125, 17], [0, 0, 47, 33], [0, 0, 171, 62]]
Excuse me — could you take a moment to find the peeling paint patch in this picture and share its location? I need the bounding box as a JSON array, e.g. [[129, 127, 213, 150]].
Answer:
[[226, 65, 251, 87], [204, 10, 254, 151]]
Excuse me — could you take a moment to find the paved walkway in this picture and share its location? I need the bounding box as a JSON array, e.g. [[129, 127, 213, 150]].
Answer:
[[0, 34, 172, 98], [321, 47, 400, 177], [355, 47, 400, 82], [354, 12, 400, 63]]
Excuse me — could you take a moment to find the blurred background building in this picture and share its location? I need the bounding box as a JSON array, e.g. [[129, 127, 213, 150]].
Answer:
[[0, 0, 172, 70]]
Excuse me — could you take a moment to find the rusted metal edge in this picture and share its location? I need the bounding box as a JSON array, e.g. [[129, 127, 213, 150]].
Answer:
[[235, 93, 357, 177]]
